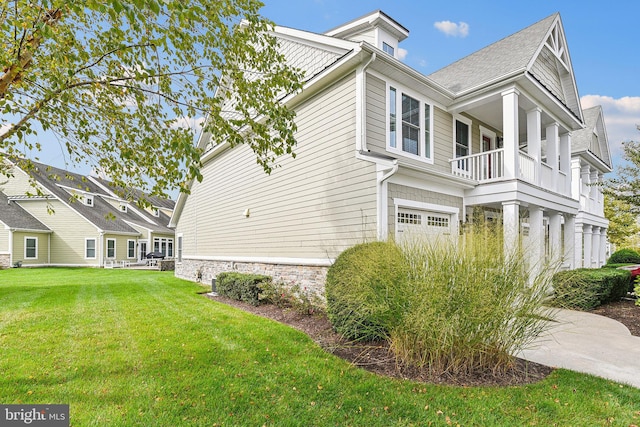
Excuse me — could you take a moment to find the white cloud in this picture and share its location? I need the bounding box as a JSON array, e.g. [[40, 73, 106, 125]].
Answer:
[[397, 48, 408, 61], [581, 95, 640, 161], [434, 21, 469, 38]]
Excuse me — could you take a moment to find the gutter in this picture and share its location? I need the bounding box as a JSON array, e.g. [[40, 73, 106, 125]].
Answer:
[[376, 160, 399, 240], [357, 51, 376, 152]]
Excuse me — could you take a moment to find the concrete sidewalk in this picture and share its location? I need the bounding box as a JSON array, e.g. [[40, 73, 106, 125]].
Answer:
[[518, 308, 640, 388]]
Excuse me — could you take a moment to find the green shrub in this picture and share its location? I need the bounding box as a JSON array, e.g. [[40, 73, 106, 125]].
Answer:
[[326, 227, 553, 376], [217, 272, 271, 306], [325, 241, 408, 341], [258, 282, 324, 315], [635, 277, 640, 307], [607, 248, 640, 265], [552, 268, 631, 310]]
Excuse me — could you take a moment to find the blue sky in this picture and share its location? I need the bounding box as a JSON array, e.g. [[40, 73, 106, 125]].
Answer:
[[262, 0, 640, 163], [5, 0, 638, 180]]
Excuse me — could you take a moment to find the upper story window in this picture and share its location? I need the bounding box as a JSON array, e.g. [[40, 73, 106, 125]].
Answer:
[[119, 203, 128, 213], [151, 207, 160, 217], [387, 83, 433, 162], [455, 118, 471, 158], [382, 42, 394, 56], [84, 195, 94, 206]]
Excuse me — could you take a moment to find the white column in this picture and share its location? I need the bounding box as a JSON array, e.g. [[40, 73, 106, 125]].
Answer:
[[546, 122, 559, 192], [591, 227, 601, 268], [600, 228, 608, 266], [560, 133, 571, 195], [574, 223, 584, 268], [527, 108, 542, 185], [583, 225, 593, 268], [502, 201, 520, 256], [502, 88, 520, 179], [571, 158, 581, 200], [529, 206, 545, 276], [564, 214, 576, 269], [549, 212, 562, 264], [589, 170, 598, 203]]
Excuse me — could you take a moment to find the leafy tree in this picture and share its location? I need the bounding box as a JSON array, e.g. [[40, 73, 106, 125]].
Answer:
[[606, 126, 640, 212], [0, 0, 303, 198], [604, 194, 640, 249]]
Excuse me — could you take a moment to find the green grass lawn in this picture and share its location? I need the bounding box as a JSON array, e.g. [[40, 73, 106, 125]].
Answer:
[[1, 268, 639, 426]]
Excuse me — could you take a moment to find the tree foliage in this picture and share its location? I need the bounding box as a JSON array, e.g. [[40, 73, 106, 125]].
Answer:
[[605, 126, 640, 213], [603, 195, 640, 249], [0, 0, 304, 198]]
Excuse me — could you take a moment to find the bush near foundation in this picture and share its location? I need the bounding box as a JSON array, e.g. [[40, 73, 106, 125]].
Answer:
[[607, 248, 640, 265], [217, 272, 271, 306], [325, 228, 553, 376], [325, 241, 408, 342], [552, 268, 631, 310]]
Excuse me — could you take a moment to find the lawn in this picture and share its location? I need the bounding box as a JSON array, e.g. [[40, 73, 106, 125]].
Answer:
[[0, 268, 639, 426]]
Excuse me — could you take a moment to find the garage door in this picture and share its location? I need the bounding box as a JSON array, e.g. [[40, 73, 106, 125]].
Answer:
[[396, 208, 452, 243]]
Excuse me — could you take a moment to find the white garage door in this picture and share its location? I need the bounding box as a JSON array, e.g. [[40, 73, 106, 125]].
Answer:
[[396, 208, 452, 243]]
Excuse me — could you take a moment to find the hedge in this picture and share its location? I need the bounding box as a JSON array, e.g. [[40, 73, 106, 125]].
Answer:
[[552, 268, 631, 310], [217, 272, 272, 306], [607, 248, 640, 265]]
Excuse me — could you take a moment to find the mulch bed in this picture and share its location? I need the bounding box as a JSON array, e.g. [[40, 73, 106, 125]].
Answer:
[[205, 294, 553, 387], [205, 294, 639, 387]]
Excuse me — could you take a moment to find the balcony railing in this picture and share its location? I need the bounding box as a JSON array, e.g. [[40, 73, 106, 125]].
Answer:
[[450, 148, 504, 181], [449, 149, 570, 196]]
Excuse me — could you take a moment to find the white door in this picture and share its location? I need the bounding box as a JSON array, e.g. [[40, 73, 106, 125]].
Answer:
[[396, 208, 453, 244]]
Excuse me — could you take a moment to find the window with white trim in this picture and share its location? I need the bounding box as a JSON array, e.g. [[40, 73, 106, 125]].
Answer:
[[398, 212, 422, 225], [427, 215, 449, 228], [127, 240, 136, 259], [177, 234, 183, 263], [25, 237, 37, 259], [388, 84, 433, 161], [106, 239, 116, 258], [153, 237, 174, 257], [85, 238, 96, 259], [119, 203, 128, 213], [455, 118, 471, 158], [382, 42, 394, 56], [84, 195, 94, 206]]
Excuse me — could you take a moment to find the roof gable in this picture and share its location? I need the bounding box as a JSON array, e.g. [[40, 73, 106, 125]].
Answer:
[[528, 15, 582, 120], [0, 191, 51, 231], [429, 14, 557, 93], [571, 106, 612, 170]]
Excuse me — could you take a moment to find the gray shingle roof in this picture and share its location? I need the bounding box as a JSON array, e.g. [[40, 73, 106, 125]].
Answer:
[[0, 192, 51, 231], [429, 14, 557, 94], [25, 162, 173, 234], [571, 106, 612, 169]]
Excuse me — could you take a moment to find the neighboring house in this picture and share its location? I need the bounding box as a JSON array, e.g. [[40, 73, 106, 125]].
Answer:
[[0, 161, 175, 268], [170, 11, 611, 292]]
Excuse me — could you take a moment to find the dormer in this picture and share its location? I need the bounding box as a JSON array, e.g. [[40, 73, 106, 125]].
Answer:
[[325, 10, 409, 60]]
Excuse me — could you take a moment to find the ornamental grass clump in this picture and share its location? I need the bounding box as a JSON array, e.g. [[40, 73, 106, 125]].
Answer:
[[326, 225, 555, 376], [394, 232, 554, 375]]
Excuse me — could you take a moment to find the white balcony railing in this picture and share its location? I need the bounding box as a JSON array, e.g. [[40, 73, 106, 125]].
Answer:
[[540, 162, 553, 189], [450, 149, 504, 181], [518, 151, 536, 183]]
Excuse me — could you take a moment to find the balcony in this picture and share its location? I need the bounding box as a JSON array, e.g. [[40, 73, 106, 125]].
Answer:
[[450, 149, 571, 196]]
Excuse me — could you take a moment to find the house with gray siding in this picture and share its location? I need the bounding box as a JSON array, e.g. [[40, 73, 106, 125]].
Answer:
[[170, 11, 612, 293], [0, 160, 175, 268]]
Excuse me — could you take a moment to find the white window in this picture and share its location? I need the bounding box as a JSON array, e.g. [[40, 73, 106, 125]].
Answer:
[[85, 238, 96, 259], [119, 203, 128, 213], [153, 237, 174, 257], [106, 239, 116, 258], [454, 117, 471, 158], [177, 234, 183, 263], [152, 208, 160, 217], [25, 237, 37, 259], [127, 240, 136, 259], [84, 195, 94, 206], [382, 42, 394, 56], [388, 83, 433, 162]]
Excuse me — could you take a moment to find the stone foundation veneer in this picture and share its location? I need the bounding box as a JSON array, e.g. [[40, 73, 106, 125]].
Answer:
[[176, 258, 329, 300], [0, 254, 9, 269]]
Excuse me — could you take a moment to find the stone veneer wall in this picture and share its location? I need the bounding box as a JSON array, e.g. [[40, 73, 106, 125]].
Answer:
[[0, 254, 9, 269], [176, 258, 329, 300]]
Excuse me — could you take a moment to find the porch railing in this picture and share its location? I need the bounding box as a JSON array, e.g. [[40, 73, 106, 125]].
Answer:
[[450, 148, 504, 181]]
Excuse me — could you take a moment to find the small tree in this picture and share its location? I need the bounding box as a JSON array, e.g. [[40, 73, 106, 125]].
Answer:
[[604, 194, 640, 248], [606, 126, 640, 213], [0, 1, 304, 199]]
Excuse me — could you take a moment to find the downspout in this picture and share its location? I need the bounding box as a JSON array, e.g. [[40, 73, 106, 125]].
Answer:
[[357, 52, 376, 152], [377, 160, 399, 240], [8, 229, 13, 267], [98, 231, 104, 268]]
